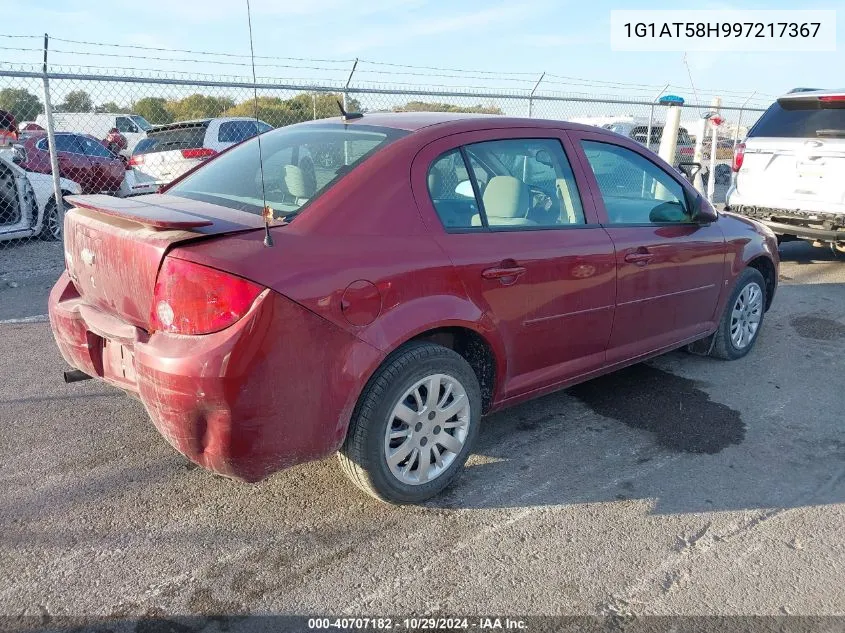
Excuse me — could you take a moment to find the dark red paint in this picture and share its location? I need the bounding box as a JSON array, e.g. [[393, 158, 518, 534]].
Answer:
[[49, 114, 779, 482], [18, 131, 125, 194]]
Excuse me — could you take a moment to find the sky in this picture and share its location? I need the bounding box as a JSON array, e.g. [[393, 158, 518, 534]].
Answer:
[[2, 0, 842, 110]]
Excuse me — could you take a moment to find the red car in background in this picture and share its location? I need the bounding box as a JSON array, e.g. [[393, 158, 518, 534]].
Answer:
[[18, 131, 125, 194], [49, 113, 779, 504]]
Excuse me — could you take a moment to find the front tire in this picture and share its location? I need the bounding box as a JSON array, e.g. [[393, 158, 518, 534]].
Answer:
[[338, 342, 482, 504], [711, 267, 767, 360]]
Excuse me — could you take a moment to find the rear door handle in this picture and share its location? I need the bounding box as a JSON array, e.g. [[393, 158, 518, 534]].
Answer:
[[482, 265, 526, 281], [624, 251, 654, 266]]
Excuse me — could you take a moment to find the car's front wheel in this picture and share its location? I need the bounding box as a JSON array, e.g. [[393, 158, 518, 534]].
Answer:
[[711, 267, 767, 360], [338, 342, 482, 504]]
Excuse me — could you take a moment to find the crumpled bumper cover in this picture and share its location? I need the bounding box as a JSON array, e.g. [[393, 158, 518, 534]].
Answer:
[[49, 271, 383, 482]]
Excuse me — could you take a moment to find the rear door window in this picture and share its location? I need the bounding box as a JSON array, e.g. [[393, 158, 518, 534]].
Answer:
[[53, 134, 83, 154], [218, 120, 259, 144], [116, 116, 139, 133], [426, 138, 585, 230], [750, 99, 845, 138], [76, 135, 113, 158]]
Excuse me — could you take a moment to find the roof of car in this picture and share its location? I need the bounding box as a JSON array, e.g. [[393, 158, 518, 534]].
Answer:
[[298, 112, 595, 133], [779, 88, 845, 100]]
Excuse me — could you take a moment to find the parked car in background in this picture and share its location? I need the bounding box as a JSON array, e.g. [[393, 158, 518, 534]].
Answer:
[[35, 112, 152, 155], [0, 151, 81, 242], [50, 113, 778, 504], [727, 88, 845, 253], [0, 109, 18, 145], [17, 131, 126, 195], [600, 120, 696, 163], [123, 117, 273, 196]]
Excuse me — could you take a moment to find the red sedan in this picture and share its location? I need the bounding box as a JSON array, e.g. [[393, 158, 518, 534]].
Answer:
[[18, 131, 125, 194], [49, 113, 778, 503]]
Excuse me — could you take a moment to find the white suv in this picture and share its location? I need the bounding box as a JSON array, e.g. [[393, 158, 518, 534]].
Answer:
[[122, 117, 272, 196], [726, 89, 845, 253]]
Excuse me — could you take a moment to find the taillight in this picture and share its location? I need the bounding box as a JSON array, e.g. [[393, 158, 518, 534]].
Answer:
[[128, 154, 144, 167], [181, 147, 216, 160], [819, 95, 845, 102], [732, 142, 745, 172], [150, 257, 263, 335]]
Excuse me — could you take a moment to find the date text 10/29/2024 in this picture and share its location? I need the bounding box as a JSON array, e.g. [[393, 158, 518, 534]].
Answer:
[[307, 617, 528, 630]]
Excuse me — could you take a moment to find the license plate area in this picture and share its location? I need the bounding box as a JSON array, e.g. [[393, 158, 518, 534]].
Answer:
[[101, 337, 138, 387]]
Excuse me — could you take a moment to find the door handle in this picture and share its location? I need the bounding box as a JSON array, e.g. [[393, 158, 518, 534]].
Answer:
[[624, 251, 654, 266], [482, 265, 526, 281]]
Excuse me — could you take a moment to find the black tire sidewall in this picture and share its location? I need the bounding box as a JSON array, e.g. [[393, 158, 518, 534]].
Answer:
[[38, 199, 61, 241], [356, 345, 482, 504], [717, 268, 767, 360]]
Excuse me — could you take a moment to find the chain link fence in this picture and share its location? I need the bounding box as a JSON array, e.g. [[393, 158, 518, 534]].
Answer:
[[0, 67, 766, 268]]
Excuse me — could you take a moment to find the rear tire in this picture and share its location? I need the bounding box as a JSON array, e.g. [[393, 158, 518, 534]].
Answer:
[[37, 197, 65, 241], [711, 267, 767, 360], [338, 342, 482, 504]]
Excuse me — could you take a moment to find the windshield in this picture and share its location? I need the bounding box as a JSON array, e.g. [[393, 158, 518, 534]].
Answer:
[[130, 115, 152, 132], [168, 123, 406, 217]]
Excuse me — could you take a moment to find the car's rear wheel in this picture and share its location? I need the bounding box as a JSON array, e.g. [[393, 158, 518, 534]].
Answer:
[[711, 267, 767, 360], [38, 197, 66, 241], [338, 342, 482, 504]]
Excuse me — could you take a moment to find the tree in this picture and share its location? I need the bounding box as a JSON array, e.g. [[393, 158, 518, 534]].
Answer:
[[394, 101, 503, 114], [59, 90, 94, 113], [166, 94, 235, 121], [96, 101, 129, 114], [133, 97, 172, 124], [222, 92, 356, 127], [0, 88, 44, 123]]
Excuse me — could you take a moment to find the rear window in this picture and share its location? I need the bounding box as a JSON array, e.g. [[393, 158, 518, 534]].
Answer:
[[749, 98, 845, 138], [143, 123, 208, 154], [168, 123, 406, 218]]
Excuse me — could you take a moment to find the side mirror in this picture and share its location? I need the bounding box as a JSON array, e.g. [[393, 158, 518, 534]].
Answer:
[[455, 180, 474, 198], [692, 194, 718, 223]]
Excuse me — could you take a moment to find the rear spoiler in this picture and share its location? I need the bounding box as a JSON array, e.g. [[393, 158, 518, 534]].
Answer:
[[66, 195, 213, 229]]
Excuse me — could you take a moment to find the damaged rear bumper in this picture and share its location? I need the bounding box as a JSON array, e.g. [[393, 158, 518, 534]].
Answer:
[[48, 271, 382, 482]]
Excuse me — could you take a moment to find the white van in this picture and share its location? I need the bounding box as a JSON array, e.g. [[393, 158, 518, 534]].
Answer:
[[34, 112, 152, 155]]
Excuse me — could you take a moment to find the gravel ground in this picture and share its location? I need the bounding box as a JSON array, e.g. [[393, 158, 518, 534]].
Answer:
[[0, 239, 843, 631]]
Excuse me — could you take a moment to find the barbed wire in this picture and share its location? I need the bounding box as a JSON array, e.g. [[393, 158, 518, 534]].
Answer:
[[0, 32, 775, 103]]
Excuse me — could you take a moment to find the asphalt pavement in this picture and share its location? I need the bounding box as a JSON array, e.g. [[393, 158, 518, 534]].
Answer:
[[0, 239, 843, 629]]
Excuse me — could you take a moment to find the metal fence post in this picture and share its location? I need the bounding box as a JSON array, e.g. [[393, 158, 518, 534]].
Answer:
[[40, 34, 65, 239], [707, 97, 721, 203], [645, 83, 669, 153], [527, 72, 544, 118]]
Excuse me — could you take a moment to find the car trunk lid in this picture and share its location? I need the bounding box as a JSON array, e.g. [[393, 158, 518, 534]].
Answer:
[[63, 193, 266, 330]]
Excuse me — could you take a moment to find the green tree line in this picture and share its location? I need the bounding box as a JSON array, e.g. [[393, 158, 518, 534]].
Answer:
[[0, 88, 503, 128]]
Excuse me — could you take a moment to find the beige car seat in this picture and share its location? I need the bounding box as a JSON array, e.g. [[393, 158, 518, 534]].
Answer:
[[282, 164, 316, 203], [556, 178, 580, 224], [471, 176, 536, 227]]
